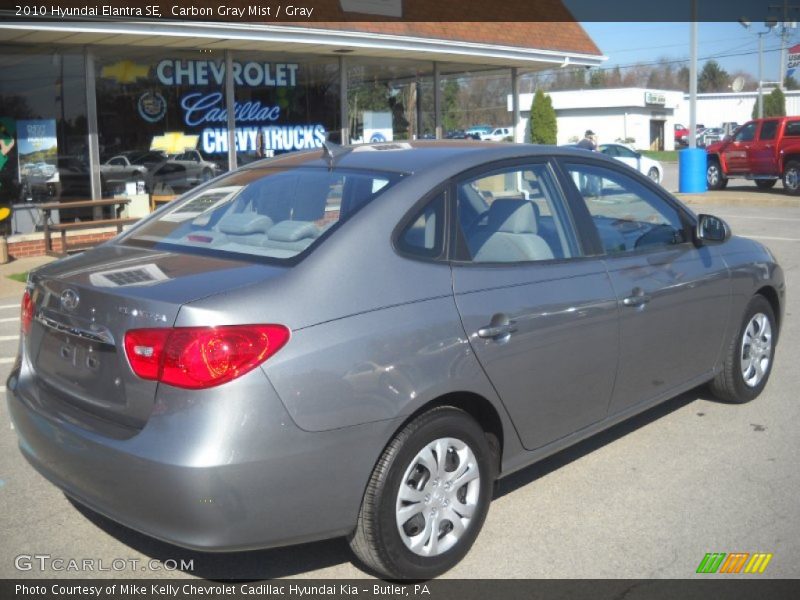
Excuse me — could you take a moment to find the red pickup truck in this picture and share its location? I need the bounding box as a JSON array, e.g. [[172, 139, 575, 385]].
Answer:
[[706, 117, 800, 194]]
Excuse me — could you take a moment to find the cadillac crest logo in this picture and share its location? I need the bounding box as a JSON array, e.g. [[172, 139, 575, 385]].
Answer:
[[138, 91, 167, 123]]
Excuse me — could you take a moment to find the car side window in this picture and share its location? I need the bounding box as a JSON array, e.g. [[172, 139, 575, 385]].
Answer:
[[734, 122, 756, 142], [785, 120, 800, 137], [616, 146, 637, 158], [108, 157, 125, 166], [760, 120, 778, 140], [563, 162, 686, 255], [397, 192, 445, 259], [456, 164, 576, 263]]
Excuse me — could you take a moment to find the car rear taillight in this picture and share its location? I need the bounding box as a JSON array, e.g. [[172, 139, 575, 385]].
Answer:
[[21, 290, 33, 336], [124, 325, 290, 389]]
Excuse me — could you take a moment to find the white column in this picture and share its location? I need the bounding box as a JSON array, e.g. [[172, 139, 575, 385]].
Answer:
[[340, 55, 349, 144], [225, 50, 236, 171], [433, 62, 442, 139], [511, 68, 521, 143], [85, 49, 101, 201]]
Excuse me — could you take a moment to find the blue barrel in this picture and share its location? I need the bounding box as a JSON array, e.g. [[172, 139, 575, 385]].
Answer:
[[678, 147, 707, 193]]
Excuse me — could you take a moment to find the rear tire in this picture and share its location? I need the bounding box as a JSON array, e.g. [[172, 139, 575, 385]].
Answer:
[[707, 159, 728, 190], [755, 179, 778, 190], [647, 167, 660, 183], [349, 407, 495, 579], [782, 161, 800, 195], [709, 295, 776, 404]]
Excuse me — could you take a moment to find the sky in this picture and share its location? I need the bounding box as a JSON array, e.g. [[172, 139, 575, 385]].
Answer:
[[581, 22, 795, 85]]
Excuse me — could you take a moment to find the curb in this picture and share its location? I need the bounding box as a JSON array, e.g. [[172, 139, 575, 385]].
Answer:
[[675, 191, 800, 208]]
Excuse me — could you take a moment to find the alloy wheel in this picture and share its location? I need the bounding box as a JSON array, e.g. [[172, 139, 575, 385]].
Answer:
[[740, 312, 772, 388]]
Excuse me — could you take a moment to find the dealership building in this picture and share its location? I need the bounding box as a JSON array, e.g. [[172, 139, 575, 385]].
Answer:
[[0, 19, 604, 237]]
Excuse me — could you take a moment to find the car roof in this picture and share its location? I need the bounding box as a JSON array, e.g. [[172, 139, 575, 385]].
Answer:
[[245, 140, 615, 177]]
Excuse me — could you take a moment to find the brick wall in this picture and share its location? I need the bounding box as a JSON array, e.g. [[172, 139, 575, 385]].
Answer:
[[8, 231, 118, 259]]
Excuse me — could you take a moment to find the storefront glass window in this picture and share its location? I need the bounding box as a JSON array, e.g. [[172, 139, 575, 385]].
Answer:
[[0, 46, 88, 223], [231, 52, 340, 165], [95, 48, 230, 200], [347, 58, 432, 143]]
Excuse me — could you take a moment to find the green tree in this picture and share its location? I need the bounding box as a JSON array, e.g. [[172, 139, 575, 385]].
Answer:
[[753, 87, 787, 118], [441, 79, 461, 132], [529, 89, 557, 144], [588, 68, 606, 88], [698, 60, 730, 93], [785, 75, 800, 91]]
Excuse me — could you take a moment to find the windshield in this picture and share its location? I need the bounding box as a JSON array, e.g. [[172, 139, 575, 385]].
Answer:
[[123, 166, 402, 262]]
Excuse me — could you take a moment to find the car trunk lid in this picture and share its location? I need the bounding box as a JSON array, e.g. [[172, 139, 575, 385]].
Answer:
[[24, 244, 286, 430]]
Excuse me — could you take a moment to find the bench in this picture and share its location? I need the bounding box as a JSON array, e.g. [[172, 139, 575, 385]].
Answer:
[[39, 198, 133, 257]]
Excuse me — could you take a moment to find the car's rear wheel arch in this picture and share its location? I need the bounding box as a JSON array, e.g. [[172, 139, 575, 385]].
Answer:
[[378, 392, 505, 479], [755, 286, 781, 342]]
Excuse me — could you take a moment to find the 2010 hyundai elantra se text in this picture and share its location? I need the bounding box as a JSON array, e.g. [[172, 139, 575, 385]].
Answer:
[[7, 142, 784, 579]]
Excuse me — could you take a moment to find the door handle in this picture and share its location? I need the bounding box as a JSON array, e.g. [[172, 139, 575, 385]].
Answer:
[[477, 316, 517, 340], [622, 288, 652, 307]]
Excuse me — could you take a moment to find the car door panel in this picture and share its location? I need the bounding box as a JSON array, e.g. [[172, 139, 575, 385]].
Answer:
[[449, 160, 620, 451], [557, 158, 732, 415], [603, 246, 730, 414]]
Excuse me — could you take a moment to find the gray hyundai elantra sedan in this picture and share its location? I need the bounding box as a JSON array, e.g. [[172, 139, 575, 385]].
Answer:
[[7, 141, 784, 579]]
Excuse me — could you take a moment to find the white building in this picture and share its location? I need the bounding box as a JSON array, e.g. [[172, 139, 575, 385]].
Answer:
[[674, 90, 800, 127], [510, 87, 800, 153], [510, 88, 683, 150]]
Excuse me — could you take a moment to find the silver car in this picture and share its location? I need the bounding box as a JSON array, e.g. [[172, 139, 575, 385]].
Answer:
[[7, 142, 785, 579]]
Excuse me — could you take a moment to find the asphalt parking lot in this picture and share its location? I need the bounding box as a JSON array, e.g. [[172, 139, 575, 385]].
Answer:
[[0, 189, 798, 580]]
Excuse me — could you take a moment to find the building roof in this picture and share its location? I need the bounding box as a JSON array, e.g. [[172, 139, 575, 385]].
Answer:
[[0, 20, 605, 71], [308, 22, 601, 57]]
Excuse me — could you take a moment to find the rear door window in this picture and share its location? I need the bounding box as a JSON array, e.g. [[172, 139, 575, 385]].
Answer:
[[124, 167, 402, 262]]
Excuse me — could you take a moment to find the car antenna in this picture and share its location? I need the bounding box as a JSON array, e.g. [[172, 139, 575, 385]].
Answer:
[[321, 139, 349, 170]]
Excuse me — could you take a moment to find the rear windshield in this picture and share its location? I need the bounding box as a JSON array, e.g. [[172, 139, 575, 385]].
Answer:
[[123, 166, 402, 262]]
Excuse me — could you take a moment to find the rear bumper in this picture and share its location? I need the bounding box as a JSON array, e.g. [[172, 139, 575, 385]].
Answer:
[[7, 363, 398, 552]]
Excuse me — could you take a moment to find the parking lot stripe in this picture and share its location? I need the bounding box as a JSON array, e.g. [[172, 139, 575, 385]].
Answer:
[[0, 357, 15, 364], [0, 335, 18, 341], [0, 317, 19, 323], [0, 304, 19, 310], [722, 214, 800, 222]]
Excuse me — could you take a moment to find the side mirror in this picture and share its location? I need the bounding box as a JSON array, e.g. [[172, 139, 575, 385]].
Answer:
[[695, 214, 731, 245]]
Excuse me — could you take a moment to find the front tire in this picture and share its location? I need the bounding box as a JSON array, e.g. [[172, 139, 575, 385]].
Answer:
[[707, 159, 728, 190], [349, 407, 495, 579], [783, 161, 800, 195], [709, 295, 776, 404]]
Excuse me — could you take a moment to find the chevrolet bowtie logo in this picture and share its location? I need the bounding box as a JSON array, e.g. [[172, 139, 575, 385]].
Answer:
[[150, 132, 199, 155], [101, 60, 150, 84]]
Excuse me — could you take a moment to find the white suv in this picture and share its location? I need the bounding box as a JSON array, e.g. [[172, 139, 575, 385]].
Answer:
[[481, 127, 512, 141]]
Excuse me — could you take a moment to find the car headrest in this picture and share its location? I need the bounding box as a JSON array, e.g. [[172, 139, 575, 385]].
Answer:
[[487, 199, 538, 234], [218, 213, 273, 235], [268, 220, 319, 242]]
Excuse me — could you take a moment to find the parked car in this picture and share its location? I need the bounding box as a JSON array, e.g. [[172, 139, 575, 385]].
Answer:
[[100, 155, 150, 191], [465, 125, 493, 140], [706, 117, 800, 193], [9, 142, 784, 579], [696, 127, 725, 148], [445, 130, 468, 139], [598, 143, 663, 183], [674, 123, 690, 146], [148, 149, 219, 194], [481, 127, 512, 141]]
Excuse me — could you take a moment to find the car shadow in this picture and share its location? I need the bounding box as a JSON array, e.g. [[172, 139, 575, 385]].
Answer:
[[494, 387, 705, 499], [67, 497, 367, 580], [67, 385, 716, 580]]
